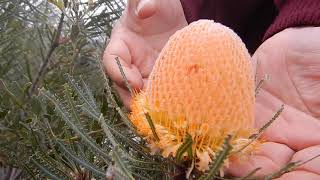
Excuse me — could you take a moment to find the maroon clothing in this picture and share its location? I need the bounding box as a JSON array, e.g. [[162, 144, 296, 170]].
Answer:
[[180, 0, 320, 54]]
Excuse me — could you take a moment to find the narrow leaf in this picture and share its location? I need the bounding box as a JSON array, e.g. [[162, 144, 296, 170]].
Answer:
[[30, 158, 64, 180], [40, 89, 111, 163], [99, 114, 117, 147], [145, 113, 160, 141], [238, 167, 261, 180], [115, 57, 132, 94], [255, 74, 270, 97], [112, 146, 135, 180], [234, 105, 284, 154], [65, 74, 99, 118], [250, 105, 284, 139], [176, 133, 193, 163], [56, 140, 106, 177], [263, 162, 298, 180], [199, 135, 233, 180], [98, 59, 134, 130]]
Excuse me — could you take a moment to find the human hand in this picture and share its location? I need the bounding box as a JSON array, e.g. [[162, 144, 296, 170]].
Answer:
[[103, 0, 187, 108], [227, 27, 320, 179]]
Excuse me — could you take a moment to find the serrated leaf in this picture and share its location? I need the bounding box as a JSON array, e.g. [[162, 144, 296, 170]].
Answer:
[[99, 114, 117, 147], [112, 146, 134, 180], [30, 157, 65, 180], [65, 74, 99, 118], [239, 167, 261, 180], [176, 133, 193, 163], [263, 162, 298, 180], [199, 135, 233, 180], [115, 57, 132, 94], [40, 89, 111, 164], [56, 140, 105, 177], [145, 113, 159, 141]]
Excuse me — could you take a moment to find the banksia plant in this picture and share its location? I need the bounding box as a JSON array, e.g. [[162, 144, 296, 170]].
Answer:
[[130, 20, 258, 172]]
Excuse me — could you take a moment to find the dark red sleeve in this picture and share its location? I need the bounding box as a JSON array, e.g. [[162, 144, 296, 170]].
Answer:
[[180, 0, 320, 52], [264, 0, 320, 40], [179, 0, 278, 53], [180, 0, 204, 23]]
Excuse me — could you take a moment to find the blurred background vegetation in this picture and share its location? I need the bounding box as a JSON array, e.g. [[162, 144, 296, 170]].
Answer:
[[0, 0, 179, 179]]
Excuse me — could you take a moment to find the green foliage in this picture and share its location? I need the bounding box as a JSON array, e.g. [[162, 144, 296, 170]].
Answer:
[[144, 113, 160, 142], [176, 133, 193, 163], [199, 135, 233, 180], [0, 1, 175, 178]]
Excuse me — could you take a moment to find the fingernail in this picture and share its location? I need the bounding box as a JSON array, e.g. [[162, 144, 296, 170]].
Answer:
[[136, 0, 149, 14], [136, 0, 155, 18]]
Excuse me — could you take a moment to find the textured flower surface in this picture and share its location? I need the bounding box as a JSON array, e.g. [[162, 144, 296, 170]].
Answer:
[[129, 20, 257, 172]]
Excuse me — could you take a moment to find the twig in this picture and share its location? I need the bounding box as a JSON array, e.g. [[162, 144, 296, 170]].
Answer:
[[28, 12, 65, 96]]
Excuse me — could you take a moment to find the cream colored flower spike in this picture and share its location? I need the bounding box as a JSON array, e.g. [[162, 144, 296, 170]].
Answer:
[[130, 20, 256, 172]]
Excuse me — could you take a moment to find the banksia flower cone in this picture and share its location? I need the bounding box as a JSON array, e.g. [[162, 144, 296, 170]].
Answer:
[[129, 20, 257, 171]]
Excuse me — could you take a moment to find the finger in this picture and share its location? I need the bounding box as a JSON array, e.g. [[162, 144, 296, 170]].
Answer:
[[126, 0, 157, 19], [103, 39, 144, 90], [291, 145, 320, 175], [114, 83, 132, 109], [275, 171, 320, 180], [227, 142, 294, 177], [136, 0, 157, 19]]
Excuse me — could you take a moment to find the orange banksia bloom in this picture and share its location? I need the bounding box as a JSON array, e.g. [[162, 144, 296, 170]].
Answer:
[[129, 20, 258, 171]]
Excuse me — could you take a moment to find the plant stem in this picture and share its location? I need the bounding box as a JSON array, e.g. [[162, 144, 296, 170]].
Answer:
[[29, 12, 65, 96]]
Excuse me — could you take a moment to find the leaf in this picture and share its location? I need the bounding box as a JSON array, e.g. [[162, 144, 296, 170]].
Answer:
[[145, 113, 159, 141], [0, 79, 23, 108], [30, 97, 42, 115], [0, 108, 8, 119], [238, 167, 261, 180], [98, 59, 134, 130], [199, 135, 233, 180], [70, 24, 80, 42], [263, 162, 298, 180], [176, 133, 193, 163], [115, 57, 132, 94], [250, 105, 284, 139], [99, 114, 117, 147], [255, 74, 270, 97], [40, 89, 112, 164], [65, 74, 99, 119], [48, 0, 65, 10], [56, 140, 106, 177], [234, 105, 284, 154], [112, 146, 135, 180], [30, 156, 66, 180]]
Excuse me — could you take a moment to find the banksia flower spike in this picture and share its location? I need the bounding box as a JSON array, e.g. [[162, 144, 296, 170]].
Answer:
[[129, 20, 258, 172]]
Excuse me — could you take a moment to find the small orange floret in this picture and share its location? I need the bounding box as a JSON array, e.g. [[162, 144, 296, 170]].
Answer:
[[129, 20, 258, 171]]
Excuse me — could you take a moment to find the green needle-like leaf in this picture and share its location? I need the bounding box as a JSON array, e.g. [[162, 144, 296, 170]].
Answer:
[[199, 135, 233, 180], [145, 113, 160, 141], [176, 133, 193, 163]]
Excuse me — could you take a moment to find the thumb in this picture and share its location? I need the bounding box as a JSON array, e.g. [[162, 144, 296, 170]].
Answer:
[[127, 0, 157, 19]]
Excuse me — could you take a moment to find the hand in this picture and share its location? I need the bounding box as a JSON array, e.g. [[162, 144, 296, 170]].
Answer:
[[103, 0, 187, 108], [228, 27, 320, 179]]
